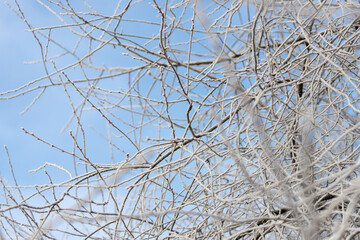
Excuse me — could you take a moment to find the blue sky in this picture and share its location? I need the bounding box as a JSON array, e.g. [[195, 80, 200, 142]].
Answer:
[[0, 0, 198, 188], [0, 1, 132, 185], [0, 1, 60, 184]]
